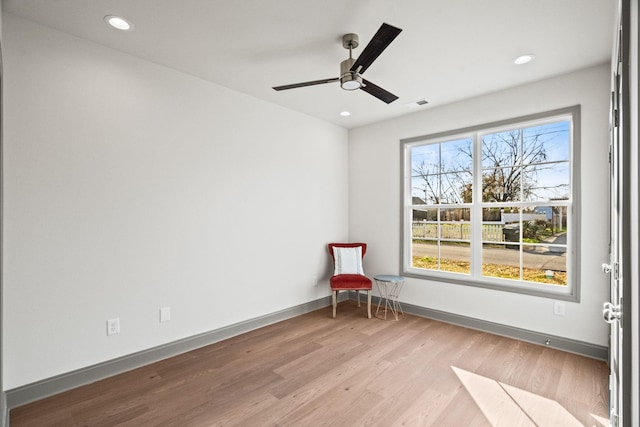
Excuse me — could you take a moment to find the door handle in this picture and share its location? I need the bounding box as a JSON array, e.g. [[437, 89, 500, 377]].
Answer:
[[603, 302, 622, 323]]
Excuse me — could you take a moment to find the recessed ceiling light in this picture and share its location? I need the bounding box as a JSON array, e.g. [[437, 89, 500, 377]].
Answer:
[[514, 54, 535, 65], [104, 15, 133, 31], [340, 111, 351, 117]]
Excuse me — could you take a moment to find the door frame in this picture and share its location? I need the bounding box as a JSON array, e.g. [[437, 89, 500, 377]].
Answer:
[[625, 0, 639, 425]]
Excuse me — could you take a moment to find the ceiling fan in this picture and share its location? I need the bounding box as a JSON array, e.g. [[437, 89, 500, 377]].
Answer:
[[272, 23, 402, 104]]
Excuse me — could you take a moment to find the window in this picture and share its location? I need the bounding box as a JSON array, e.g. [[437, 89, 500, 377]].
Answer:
[[401, 106, 580, 300]]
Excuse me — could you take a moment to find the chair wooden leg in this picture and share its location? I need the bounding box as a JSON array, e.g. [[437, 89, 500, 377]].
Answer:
[[356, 290, 361, 307], [367, 290, 372, 319], [332, 290, 337, 318]]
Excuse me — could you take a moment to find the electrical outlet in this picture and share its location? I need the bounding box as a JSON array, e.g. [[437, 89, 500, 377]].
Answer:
[[107, 318, 120, 335], [160, 307, 171, 323], [553, 301, 566, 316]]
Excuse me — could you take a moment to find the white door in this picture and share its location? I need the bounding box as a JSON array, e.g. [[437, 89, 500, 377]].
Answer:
[[605, 68, 624, 427], [603, 2, 629, 425]]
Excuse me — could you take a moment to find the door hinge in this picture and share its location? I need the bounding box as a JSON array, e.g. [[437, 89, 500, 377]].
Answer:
[[614, 109, 619, 127], [602, 262, 621, 280]]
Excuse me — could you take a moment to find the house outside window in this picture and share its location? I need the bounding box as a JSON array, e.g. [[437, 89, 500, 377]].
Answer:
[[401, 106, 580, 300]]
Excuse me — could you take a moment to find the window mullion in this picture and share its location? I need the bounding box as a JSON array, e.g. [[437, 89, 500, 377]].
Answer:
[[471, 132, 483, 277]]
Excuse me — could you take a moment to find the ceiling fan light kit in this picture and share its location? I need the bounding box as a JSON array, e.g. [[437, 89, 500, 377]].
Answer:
[[273, 23, 402, 104], [340, 61, 363, 90], [340, 72, 363, 90]]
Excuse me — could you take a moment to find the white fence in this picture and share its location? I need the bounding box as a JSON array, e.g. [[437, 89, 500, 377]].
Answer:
[[412, 222, 505, 242]]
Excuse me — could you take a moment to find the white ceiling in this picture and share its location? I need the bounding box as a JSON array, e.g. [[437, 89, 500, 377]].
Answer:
[[3, 0, 616, 128]]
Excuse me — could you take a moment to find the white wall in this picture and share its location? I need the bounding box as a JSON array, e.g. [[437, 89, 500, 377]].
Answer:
[[349, 64, 611, 346], [2, 14, 348, 389]]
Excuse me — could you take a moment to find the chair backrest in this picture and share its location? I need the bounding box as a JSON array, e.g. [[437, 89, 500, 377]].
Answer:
[[328, 243, 367, 261]]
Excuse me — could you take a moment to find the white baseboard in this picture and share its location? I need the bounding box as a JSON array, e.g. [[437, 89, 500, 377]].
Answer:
[[6, 291, 606, 412], [6, 295, 340, 409]]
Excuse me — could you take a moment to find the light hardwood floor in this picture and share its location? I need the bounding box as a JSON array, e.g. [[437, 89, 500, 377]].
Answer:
[[11, 301, 609, 426]]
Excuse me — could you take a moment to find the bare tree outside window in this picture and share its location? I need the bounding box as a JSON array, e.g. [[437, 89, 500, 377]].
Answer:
[[412, 124, 569, 205], [411, 138, 472, 205]]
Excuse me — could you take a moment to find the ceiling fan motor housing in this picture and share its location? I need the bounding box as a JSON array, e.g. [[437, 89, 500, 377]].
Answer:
[[340, 57, 363, 90]]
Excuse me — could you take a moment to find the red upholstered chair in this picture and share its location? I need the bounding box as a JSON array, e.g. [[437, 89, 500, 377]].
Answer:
[[328, 243, 372, 318]]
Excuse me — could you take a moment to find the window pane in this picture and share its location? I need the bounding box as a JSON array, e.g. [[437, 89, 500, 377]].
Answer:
[[411, 144, 439, 174], [440, 171, 472, 204], [411, 144, 440, 203], [412, 208, 438, 240], [482, 207, 505, 222], [523, 121, 570, 163], [412, 168, 442, 204], [522, 246, 567, 286], [439, 208, 470, 240], [412, 207, 438, 221], [411, 175, 439, 203], [523, 163, 570, 202], [412, 138, 473, 204], [441, 208, 470, 222], [411, 208, 470, 273], [482, 221, 503, 243], [482, 129, 521, 168], [441, 138, 473, 173], [521, 206, 568, 243], [482, 242, 520, 280], [412, 240, 438, 270], [482, 166, 521, 202], [524, 205, 568, 242], [483, 204, 521, 279], [496, 207, 521, 225], [482, 207, 521, 243], [440, 241, 470, 274]]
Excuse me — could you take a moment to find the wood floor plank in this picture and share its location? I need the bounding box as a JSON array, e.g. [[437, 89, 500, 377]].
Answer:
[[360, 367, 459, 426], [10, 302, 609, 426], [380, 388, 452, 426], [428, 384, 494, 427], [451, 366, 536, 426], [273, 364, 386, 427], [525, 343, 567, 399]]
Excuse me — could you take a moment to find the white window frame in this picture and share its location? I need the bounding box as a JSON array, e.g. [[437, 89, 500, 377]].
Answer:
[[400, 106, 581, 301]]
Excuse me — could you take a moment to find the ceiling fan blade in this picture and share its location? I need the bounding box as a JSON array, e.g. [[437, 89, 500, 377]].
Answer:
[[351, 23, 402, 74], [273, 78, 339, 91], [361, 79, 399, 104]]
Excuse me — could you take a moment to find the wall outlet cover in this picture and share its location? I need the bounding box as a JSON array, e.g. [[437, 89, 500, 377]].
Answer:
[[107, 318, 120, 335], [160, 307, 171, 323], [553, 301, 566, 316]]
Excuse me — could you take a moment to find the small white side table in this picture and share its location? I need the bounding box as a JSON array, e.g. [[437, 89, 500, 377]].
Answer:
[[374, 275, 405, 320]]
